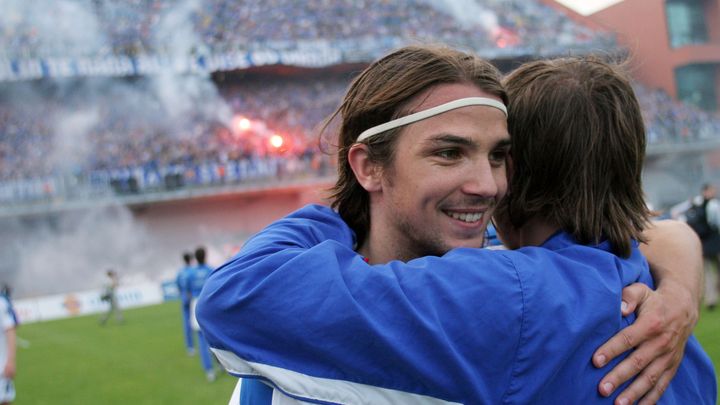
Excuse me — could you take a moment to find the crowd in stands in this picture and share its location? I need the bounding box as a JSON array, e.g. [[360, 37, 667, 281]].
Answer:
[[1, 0, 611, 61], [0, 1, 715, 205], [0, 0, 167, 59], [1, 71, 719, 205], [635, 85, 720, 144], [0, 73, 346, 204]]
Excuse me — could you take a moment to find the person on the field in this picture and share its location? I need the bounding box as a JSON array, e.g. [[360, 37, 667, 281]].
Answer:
[[99, 269, 123, 326], [0, 286, 18, 331], [176, 251, 196, 355], [189, 246, 217, 382], [0, 288, 16, 405], [672, 183, 720, 310]]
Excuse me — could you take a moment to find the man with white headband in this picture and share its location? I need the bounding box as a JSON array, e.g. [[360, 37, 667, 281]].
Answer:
[[197, 46, 714, 404]]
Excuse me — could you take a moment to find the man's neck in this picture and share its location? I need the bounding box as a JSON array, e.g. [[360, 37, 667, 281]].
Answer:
[[358, 218, 424, 264], [512, 217, 559, 248], [359, 200, 417, 264], [357, 237, 408, 264]]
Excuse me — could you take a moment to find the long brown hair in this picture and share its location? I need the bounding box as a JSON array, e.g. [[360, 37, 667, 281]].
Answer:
[[325, 45, 506, 246], [503, 56, 649, 257]]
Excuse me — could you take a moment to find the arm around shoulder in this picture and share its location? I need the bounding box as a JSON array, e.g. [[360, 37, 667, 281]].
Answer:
[[640, 219, 702, 311], [196, 206, 524, 403], [592, 219, 703, 404]]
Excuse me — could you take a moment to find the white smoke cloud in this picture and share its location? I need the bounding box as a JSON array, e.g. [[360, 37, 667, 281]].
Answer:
[[0, 0, 238, 297], [152, 0, 206, 56], [0, 0, 107, 57], [0, 200, 249, 298], [151, 72, 234, 131], [148, 0, 233, 129], [2, 205, 155, 297], [418, 0, 499, 31], [49, 107, 99, 174]]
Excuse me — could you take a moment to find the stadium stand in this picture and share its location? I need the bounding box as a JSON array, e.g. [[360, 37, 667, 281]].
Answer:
[[635, 84, 720, 144], [0, 0, 718, 206], [0, 73, 343, 204], [0, 0, 610, 61]]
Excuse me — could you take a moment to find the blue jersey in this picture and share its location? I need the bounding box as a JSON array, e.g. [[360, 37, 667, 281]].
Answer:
[[175, 265, 194, 304], [189, 264, 213, 298], [197, 204, 717, 404]]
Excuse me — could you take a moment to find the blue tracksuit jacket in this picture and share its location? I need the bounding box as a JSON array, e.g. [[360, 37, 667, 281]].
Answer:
[[198, 204, 716, 404]]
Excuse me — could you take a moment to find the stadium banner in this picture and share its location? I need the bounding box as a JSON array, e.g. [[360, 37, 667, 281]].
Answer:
[[2, 41, 359, 82], [201, 52, 251, 72], [161, 280, 180, 301], [277, 48, 343, 68], [13, 282, 164, 324], [0, 36, 616, 83]]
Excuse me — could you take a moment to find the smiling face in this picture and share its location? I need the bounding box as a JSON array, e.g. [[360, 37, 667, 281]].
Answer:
[[366, 83, 510, 262]]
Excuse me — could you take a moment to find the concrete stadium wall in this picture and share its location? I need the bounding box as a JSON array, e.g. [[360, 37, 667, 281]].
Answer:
[[130, 181, 333, 262]]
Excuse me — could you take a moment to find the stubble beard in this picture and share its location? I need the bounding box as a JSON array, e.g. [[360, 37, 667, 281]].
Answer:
[[395, 214, 452, 261]]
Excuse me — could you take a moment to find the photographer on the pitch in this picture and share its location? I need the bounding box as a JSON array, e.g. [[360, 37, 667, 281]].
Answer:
[[674, 183, 720, 310]]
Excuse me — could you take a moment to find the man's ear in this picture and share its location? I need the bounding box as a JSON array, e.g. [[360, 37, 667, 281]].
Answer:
[[348, 143, 382, 192]]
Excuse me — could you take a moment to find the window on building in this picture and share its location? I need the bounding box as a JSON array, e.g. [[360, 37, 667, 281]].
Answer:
[[665, 0, 709, 48], [675, 63, 718, 111]]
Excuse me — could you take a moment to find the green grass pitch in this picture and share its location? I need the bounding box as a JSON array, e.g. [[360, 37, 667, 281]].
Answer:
[[15, 302, 236, 404], [12, 302, 720, 404], [695, 307, 720, 404]]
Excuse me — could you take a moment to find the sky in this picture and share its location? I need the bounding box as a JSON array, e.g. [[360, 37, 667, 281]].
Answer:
[[554, 0, 624, 15]]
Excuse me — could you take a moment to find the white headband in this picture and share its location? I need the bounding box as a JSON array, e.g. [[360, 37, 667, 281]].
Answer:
[[356, 97, 507, 143]]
